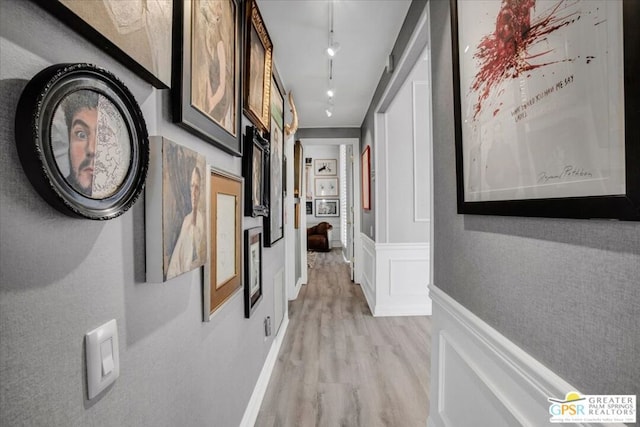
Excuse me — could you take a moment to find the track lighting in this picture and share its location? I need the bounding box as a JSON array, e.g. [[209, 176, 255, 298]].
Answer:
[[327, 41, 341, 57], [325, 107, 333, 118]]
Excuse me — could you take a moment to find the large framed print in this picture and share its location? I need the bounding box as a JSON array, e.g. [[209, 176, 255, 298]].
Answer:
[[315, 199, 339, 217], [173, 0, 242, 156], [315, 177, 339, 197], [451, 0, 639, 220], [243, 0, 273, 134], [33, 0, 172, 89], [15, 63, 149, 220], [265, 76, 285, 247], [244, 226, 264, 318], [314, 159, 337, 176], [203, 168, 243, 321]]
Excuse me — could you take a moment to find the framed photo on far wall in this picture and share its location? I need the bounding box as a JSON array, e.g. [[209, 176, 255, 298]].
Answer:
[[306, 201, 313, 215], [243, 0, 273, 134], [315, 177, 339, 197], [204, 168, 243, 321], [451, 0, 639, 220], [244, 226, 263, 318], [314, 159, 337, 176], [315, 199, 339, 217], [173, 0, 242, 156]]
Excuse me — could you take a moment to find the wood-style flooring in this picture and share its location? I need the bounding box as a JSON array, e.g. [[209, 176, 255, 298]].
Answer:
[[256, 249, 431, 427]]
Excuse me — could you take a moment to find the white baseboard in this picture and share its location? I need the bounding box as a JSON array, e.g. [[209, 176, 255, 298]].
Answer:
[[428, 285, 626, 427], [239, 315, 290, 427]]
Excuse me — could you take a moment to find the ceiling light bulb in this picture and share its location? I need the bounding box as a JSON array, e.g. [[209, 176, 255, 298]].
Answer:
[[327, 88, 334, 98], [325, 107, 333, 117], [327, 42, 341, 57]]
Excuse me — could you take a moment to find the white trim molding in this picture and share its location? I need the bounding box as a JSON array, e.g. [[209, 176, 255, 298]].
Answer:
[[240, 315, 290, 427], [428, 285, 625, 427], [359, 234, 431, 317]]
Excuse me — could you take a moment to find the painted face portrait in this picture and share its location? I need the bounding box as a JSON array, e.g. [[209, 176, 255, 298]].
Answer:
[[53, 90, 131, 198]]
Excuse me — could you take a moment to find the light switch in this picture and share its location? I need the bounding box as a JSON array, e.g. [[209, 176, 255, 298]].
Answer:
[[86, 319, 119, 400], [100, 338, 114, 376]]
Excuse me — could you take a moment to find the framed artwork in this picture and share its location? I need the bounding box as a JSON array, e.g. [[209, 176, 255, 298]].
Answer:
[[243, 126, 269, 217], [33, 0, 172, 88], [173, 0, 242, 156], [294, 140, 302, 198], [451, 0, 639, 220], [145, 137, 206, 282], [15, 63, 149, 220], [244, 226, 264, 318], [315, 177, 339, 197], [265, 76, 285, 247], [306, 201, 313, 215], [361, 146, 371, 211], [243, 0, 273, 133], [203, 168, 243, 320], [305, 163, 313, 200], [314, 159, 337, 176], [315, 199, 339, 217]]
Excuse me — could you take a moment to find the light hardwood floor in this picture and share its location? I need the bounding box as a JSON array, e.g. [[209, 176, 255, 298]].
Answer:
[[256, 249, 431, 427]]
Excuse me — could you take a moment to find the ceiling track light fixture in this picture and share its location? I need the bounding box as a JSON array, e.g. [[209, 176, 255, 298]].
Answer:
[[326, 1, 341, 57]]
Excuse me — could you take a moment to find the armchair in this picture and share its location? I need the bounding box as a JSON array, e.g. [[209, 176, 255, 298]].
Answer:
[[307, 222, 333, 252]]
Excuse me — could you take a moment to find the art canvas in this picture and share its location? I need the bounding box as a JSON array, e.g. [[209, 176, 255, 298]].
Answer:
[[161, 141, 207, 281], [191, 0, 236, 135], [266, 76, 284, 246], [57, 0, 172, 87]]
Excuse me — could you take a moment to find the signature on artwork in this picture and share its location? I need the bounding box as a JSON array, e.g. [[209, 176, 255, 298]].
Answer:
[[538, 165, 593, 184]]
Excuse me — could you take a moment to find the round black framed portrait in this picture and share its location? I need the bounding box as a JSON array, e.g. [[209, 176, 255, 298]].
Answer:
[[15, 63, 149, 220]]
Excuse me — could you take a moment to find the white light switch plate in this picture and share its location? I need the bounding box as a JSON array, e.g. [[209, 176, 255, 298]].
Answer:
[[86, 319, 119, 399]]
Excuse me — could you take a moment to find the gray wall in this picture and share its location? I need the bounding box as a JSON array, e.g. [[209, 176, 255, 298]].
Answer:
[[0, 1, 284, 425], [430, 0, 639, 396], [359, 0, 429, 240]]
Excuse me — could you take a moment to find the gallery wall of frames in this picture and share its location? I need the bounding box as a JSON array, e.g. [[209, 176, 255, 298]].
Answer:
[[15, 0, 287, 324]]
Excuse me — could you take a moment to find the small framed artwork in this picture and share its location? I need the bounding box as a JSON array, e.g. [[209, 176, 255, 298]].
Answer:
[[243, 0, 273, 134], [244, 226, 264, 318], [306, 201, 313, 215], [361, 146, 371, 211], [315, 199, 339, 217], [33, 0, 172, 88], [203, 168, 243, 321], [145, 137, 207, 282], [315, 177, 339, 197], [173, 0, 242, 156], [294, 140, 302, 198], [15, 63, 149, 220], [314, 159, 337, 176], [265, 75, 285, 247], [451, 0, 639, 220], [243, 126, 269, 217]]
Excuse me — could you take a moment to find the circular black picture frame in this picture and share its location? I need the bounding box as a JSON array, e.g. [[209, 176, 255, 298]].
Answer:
[[15, 63, 149, 220]]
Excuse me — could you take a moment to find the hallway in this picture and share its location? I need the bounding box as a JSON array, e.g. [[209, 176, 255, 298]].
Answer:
[[256, 249, 431, 427]]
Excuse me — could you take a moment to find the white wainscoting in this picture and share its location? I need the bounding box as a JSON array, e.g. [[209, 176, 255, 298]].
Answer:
[[428, 285, 624, 427], [359, 234, 431, 317], [360, 233, 377, 312]]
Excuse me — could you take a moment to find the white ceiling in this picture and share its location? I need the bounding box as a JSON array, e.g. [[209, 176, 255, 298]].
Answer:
[[257, 0, 412, 129]]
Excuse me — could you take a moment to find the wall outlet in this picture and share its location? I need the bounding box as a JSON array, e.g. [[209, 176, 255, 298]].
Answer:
[[264, 316, 272, 337]]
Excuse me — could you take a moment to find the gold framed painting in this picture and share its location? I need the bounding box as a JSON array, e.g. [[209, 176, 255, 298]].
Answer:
[[203, 168, 243, 321], [243, 0, 273, 134]]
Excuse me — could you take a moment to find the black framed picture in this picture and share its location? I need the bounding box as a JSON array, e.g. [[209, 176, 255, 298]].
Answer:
[[173, 0, 242, 156], [264, 75, 285, 247], [15, 63, 149, 220], [306, 201, 313, 215], [243, 0, 273, 133], [244, 226, 263, 318], [315, 199, 339, 217], [451, 0, 639, 220], [33, 0, 172, 89], [242, 125, 269, 217]]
